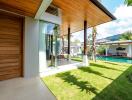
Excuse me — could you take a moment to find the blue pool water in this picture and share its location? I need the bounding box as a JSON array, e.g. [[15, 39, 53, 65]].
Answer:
[[97, 56, 132, 64]]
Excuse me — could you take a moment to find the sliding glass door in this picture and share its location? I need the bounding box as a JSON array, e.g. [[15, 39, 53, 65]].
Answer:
[[45, 33, 54, 66], [39, 21, 59, 69]]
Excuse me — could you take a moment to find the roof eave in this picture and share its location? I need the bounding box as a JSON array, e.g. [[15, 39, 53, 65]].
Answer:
[[90, 0, 116, 20]]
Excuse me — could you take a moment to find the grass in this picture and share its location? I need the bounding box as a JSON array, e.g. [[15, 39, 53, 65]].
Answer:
[[42, 61, 132, 100]]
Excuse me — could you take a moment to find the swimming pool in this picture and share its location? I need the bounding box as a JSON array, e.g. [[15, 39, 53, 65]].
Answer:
[[97, 56, 132, 64]]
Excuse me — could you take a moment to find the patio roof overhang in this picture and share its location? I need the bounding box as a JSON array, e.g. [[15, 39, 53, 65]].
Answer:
[[0, 0, 116, 36], [98, 40, 132, 45], [0, 0, 42, 17], [52, 0, 116, 36]]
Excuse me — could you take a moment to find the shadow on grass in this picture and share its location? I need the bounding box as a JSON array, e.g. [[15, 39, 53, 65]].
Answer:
[[78, 67, 102, 75], [90, 63, 122, 72], [104, 61, 119, 65], [92, 65, 132, 100], [56, 72, 98, 94], [71, 58, 82, 62], [78, 67, 114, 80]]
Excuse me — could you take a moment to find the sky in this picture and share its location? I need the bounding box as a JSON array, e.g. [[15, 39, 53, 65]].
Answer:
[[72, 0, 132, 42]]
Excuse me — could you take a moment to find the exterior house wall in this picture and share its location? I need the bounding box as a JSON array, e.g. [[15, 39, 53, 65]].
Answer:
[[108, 45, 128, 57], [108, 45, 117, 55], [71, 46, 82, 56], [24, 17, 39, 78], [24, 11, 62, 78], [40, 11, 62, 25]]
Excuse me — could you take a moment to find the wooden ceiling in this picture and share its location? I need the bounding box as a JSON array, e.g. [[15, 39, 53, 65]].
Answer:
[[52, 0, 115, 36], [0, 0, 115, 36], [0, 0, 42, 17]]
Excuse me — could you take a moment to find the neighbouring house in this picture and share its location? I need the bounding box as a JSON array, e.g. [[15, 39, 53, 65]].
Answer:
[[97, 34, 132, 58], [0, 0, 115, 81], [63, 41, 82, 56], [99, 40, 132, 58]]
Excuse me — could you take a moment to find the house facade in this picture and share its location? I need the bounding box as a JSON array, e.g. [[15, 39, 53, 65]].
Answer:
[[97, 34, 132, 58], [62, 41, 82, 56], [104, 41, 132, 58], [0, 0, 115, 81]]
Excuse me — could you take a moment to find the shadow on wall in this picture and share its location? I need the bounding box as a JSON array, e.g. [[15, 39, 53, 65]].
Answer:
[[56, 72, 98, 94], [92, 65, 132, 100]]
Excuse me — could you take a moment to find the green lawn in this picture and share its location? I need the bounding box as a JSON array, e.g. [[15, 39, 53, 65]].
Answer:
[[42, 61, 132, 100]]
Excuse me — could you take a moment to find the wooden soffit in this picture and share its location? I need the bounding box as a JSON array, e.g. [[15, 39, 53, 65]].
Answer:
[[0, 0, 42, 17], [52, 0, 116, 36]]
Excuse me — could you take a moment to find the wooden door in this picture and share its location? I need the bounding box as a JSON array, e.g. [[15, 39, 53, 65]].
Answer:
[[0, 12, 23, 80]]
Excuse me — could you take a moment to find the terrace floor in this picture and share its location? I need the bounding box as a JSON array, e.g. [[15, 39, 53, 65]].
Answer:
[[0, 77, 56, 100], [40, 59, 81, 77]]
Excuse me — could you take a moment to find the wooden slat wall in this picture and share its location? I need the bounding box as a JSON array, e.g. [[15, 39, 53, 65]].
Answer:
[[0, 13, 23, 81]]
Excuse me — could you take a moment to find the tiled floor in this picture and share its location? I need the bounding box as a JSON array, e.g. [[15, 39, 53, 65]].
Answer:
[[0, 77, 56, 100], [57, 59, 78, 66], [40, 60, 81, 77]]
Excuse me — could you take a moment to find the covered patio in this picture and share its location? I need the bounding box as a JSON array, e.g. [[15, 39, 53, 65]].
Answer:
[[49, 0, 116, 67], [0, 0, 116, 100], [40, 0, 116, 71]]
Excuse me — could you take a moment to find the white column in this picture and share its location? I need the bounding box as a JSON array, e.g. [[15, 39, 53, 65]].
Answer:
[[24, 17, 39, 78], [83, 55, 89, 66], [128, 44, 132, 58], [105, 47, 108, 56]]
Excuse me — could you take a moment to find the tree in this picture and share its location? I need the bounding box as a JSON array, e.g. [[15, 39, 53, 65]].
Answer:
[[97, 45, 106, 55], [61, 36, 65, 54], [120, 31, 132, 40], [125, 0, 132, 6], [91, 27, 97, 62]]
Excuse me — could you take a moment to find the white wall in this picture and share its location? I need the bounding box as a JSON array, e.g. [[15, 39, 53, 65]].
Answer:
[[40, 12, 62, 25], [24, 4, 63, 77], [109, 45, 127, 54], [108, 45, 117, 55], [24, 17, 39, 78], [108, 45, 132, 57]]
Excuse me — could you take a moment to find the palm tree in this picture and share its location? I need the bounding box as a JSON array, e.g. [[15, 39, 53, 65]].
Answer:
[[125, 0, 132, 6], [120, 31, 132, 40], [61, 36, 65, 54], [87, 33, 92, 56], [91, 27, 97, 62]]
